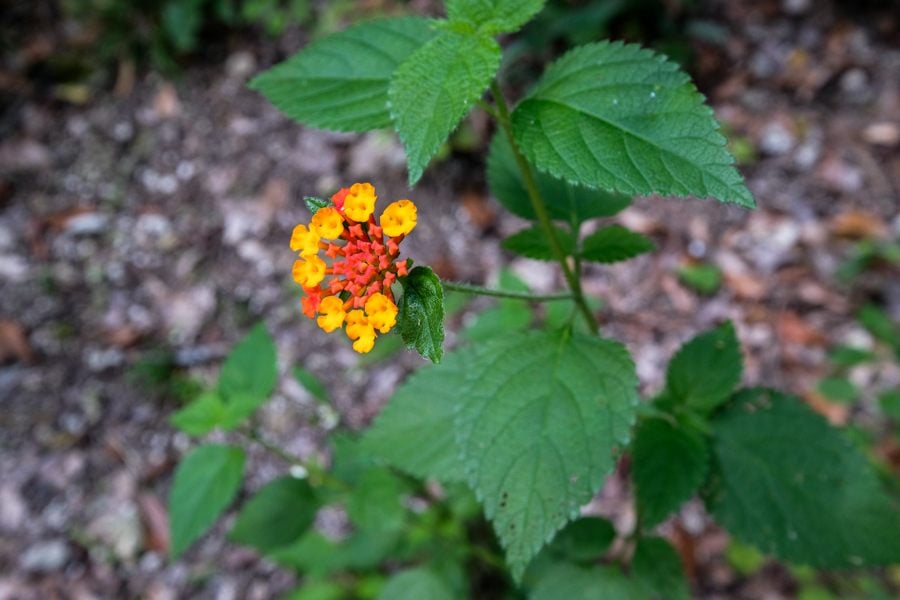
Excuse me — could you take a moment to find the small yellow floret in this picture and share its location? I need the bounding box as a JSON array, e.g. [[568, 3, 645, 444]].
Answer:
[[345, 309, 376, 353], [311, 207, 343, 239], [290, 224, 320, 256], [316, 296, 346, 332], [364, 292, 398, 334], [380, 199, 417, 237], [343, 183, 377, 222], [292, 255, 326, 287]]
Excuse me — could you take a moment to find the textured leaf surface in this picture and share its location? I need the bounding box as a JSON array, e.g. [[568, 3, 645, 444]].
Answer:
[[229, 477, 317, 553], [706, 389, 900, 567], [543, 517, 616, 562], [633, 418, 708, 528], [169, 444, 245, 557], [376, 568, 455, 600], [362, 354, 467, 483], [456, 331, 638, 579], [666, 321, 742, 412], [632, 537, 690, 600], [446, 0, 546, 34], [512, 42, 754, 207], [398, 266, 445, 363], [250, 18, 435, 132], [218, 323, 277, 402], [390, 30, 500, 184], [487, 133, 631, 223], [531, 564, 641, 600], [581, 225, 654, 263], [502, 225, 575, 260]]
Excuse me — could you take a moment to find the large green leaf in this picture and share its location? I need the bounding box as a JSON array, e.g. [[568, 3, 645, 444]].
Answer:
[[250, 18, 436, 132], [377, 567, 455, 600], [531, 564, 641, 600], [632, 417, 708, 528], [706, 389, 900, 567], [543, 516, 616, 562], [170, 391, 227, 436], [632, 537, 690, 600], [346, 468, 408, 533], [362, 354, 467, 483], [487, 133, 631, 223], [218, 323, 277, 403], [581, 225, 655, 263], [397, 266, 445, 363], [456, 331, 638, 579], [169, 444, 245, 557], [446, 0, 546, 34], [229, 477, 318, 553], [665, 321, 742, 413], [389, 30, 500, 184], [512, 42, 754, 207]]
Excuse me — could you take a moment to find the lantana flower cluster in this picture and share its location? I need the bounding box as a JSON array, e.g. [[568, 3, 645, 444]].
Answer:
[[290, 183, 417, 353]]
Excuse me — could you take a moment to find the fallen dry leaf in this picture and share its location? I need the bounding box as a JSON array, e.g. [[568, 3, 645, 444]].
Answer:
[[803, 390, 849, 426], [460, 191, 496, 230], [138, 493, 170, 555], [776, 311, 828, 346], [724, 271, 768, 301], [0, 320, 32, 364], [829, 210, 888, 239]]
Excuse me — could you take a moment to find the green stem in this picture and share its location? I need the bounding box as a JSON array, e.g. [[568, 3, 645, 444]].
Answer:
[[488, 81, 599, 334], [240, 428, 345, 490], [442, 281, 572, 302]]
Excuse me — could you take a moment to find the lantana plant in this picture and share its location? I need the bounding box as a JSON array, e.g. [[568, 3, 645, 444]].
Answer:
[[165, 1, 900, 597]]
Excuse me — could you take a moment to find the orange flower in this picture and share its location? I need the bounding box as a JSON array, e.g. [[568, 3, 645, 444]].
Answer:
[[288, 183, 416, 353]]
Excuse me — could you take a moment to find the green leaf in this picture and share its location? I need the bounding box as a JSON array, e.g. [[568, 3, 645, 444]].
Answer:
[[377, 567, 455, 600], [273, 529, 400, 576], [816, 377, 858, 403], [581, 225, 655, 263], [169, 444, 245, 557], [218, 323, 277, 403], [463, 270, 533, 342], [170, 392, 226, 436], [456, 331, 638, 579], [858, 304, 899, 352], [632, 418, 708, 528], [705, 389, 900, 567], [827, 345, 876, 367], [362, 354, 467, 483], [304, 196, 330, 215], [446, 0, 546, 34], [666, 321, 742, 413], [677, 263, 722, 294], [502, 225, 575, 260], [487, 133, 631, 224], [397, 266, 445, 363], [229, 477, 318, 553], [879, 389, 900, 420], [250, 17, 436, 132], [346, 468, 408, 533], [389, 30, 500, 184], [632, 537, 690, 600], [280, 581, 345, 600], [531, 564, 642, 600], [544, 516, 616, 562], [512, 41, 754, 207], [293, 366, 329, 403]]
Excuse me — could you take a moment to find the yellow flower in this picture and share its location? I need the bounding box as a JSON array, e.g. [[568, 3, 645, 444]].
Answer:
[[290, 224, 320, 256], [311, 207, 343, 239], [364, 292, 398, 334], [292, 255, 326, 287], [380, 199, 417, 237], [316, 296, 345, 332], [345, 309, 376, 353], [343, 182, 377, 222]]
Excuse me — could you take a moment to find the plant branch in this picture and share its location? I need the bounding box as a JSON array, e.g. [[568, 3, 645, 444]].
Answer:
[[488, 81, 600, 333], [442, 280, 573, 302]]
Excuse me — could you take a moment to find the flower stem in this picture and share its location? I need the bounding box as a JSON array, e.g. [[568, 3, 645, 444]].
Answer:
[[443, 280, 573, 302], [488, 81, 600, 333]]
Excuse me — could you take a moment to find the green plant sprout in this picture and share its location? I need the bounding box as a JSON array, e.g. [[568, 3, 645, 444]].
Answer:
[[164, 1, 900, 598]]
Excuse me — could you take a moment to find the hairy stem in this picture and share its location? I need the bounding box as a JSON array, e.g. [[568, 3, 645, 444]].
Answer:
[[443, 280, 572, 302], [488, 81, 600, 333]]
